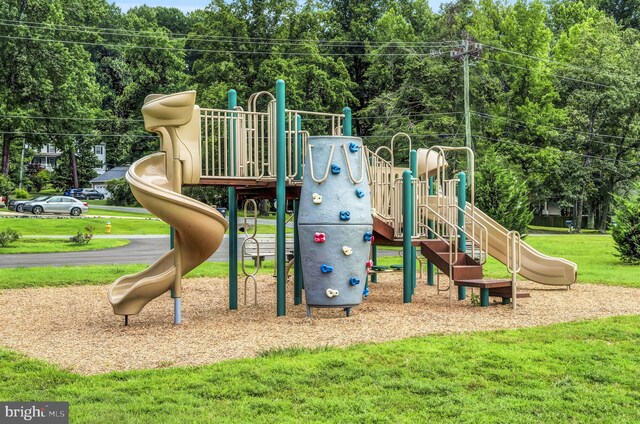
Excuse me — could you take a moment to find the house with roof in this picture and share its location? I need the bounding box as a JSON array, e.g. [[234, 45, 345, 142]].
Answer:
[[89, 166, 129, 191], [31, 143, 107, 175]]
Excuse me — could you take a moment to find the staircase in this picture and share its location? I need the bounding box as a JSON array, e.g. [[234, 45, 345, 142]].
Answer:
[[419, 239, 527, 306]]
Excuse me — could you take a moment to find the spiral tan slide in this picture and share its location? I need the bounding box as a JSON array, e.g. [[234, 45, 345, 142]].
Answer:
[[108, 92, 228, 316]]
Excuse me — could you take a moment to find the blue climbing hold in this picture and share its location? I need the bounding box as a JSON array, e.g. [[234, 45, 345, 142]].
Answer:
[[363, 287, 370, 297], [349, 277, 361, 286], [355, 188, 365, 198], [339, 210, 351, 221], [363, 232, 373, 241], [320, 264, 333, 273], [331, 164, 341, 174], [349, 142, 359, 153]]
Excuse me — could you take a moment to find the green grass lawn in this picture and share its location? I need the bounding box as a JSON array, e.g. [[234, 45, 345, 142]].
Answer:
[[0, 261, 275, 289], [87, 207, 154, 218], [0, 315, 638, 422], [377, 234, 639, 288], [0, 217, 169, 236], [0, 238, 129, 254]]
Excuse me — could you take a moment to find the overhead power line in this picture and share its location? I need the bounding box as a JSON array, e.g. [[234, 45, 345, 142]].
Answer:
[[0, 19, 459, 49], [0, 131, 156, 138], [480, 42, 640, 85], [476, 57, 615, 89], [473, 112, 640, 145], [0, 34, 456, 57], [474, 134, 638, 165]]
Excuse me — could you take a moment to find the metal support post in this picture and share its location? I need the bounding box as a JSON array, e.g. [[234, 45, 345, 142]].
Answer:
[[276, 80, 286, 316], [402, 170, 413, 303]]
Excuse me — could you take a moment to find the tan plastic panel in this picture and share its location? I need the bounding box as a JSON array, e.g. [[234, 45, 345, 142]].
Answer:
[[416, 148, 445, 178]]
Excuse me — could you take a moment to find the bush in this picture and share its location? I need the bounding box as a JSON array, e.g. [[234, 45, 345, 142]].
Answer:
[[475, 151, 533, 236], [612, 190, 640, 264], [106, 178, 139, 207], [13, 188, 29, 199], [0, 174, 14, 201], [182, 186, 228, 207], [39, 188, 58, 194], [69, 226, 94, 245], [0, 228, 21, 247]]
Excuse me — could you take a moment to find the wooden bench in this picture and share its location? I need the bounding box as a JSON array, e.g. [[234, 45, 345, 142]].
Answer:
[[243, 234, 294, 266], [453, 279, 529, 306]]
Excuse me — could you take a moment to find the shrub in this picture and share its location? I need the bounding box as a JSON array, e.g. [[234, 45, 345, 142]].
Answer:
[[475, 150, 533, 236], [69, 226, 94, 245], [0, 174, 14, 201], [39, 188, 58, 194], [612, 190, 640, 264], [0, 228, 20, 247], [106, 178, 139, 207], [182, 186, 228, 207], [14, 188, 29, 199]]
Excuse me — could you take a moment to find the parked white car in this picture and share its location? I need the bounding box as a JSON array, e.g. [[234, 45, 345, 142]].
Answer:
[[23, 196, 89, 216]]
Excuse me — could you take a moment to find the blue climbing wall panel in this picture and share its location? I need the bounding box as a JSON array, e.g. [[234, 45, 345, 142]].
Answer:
[[298, 136, 373, 308]]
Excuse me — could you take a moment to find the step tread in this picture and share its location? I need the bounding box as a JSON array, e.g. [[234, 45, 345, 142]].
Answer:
[[453, 279, 512, 288]]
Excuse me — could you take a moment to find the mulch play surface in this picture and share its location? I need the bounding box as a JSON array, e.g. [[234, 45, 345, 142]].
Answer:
[[1, 275, 639, 374]]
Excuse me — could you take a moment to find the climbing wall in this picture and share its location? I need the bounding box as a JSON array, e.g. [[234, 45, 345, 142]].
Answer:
[[298, 136, 373, 310]]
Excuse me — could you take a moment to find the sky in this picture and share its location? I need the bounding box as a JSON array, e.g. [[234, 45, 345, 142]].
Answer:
[[115, 0, 447, 14]]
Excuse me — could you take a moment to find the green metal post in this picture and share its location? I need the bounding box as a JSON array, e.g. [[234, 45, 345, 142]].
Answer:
[[410, 150, 417, 294], [342, 107, 352, 136], [457, 171, 467, 301], [480, 288, 489, 307], [276, 80, 286, 316], [228, 89, 238, 310], [402, 170, 413, 303], [293, 114, 303, 303], [427, 176, 435, 286]]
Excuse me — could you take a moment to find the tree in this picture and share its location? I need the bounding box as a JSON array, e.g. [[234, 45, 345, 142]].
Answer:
[[475, 150, 533, 235], [611, 187, 640, 263]]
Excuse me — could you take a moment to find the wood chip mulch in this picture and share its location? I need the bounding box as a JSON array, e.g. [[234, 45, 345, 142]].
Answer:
[[1, 275, 639, 375]]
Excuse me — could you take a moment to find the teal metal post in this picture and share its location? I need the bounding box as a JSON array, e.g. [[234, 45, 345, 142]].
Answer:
[[410, 150, 417, 294], [427, 176, 435, 286], [342, 107, 352, 136], [402, 170, 413, 303], [457, 171, 467, 300], [276, 80, 286, 316], [293, 113, 303, 304], [228, 89, 238, 310]]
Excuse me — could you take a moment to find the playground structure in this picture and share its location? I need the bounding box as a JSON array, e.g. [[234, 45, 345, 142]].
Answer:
[[108, 81, 578, 324]]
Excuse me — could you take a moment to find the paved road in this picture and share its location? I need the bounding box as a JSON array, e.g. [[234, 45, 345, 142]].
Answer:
[[0, 234, 398, 268]]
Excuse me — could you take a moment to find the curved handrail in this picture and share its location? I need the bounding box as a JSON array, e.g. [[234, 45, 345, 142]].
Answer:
[[341, 143, 366, 184], [307, 143, 336, 183]]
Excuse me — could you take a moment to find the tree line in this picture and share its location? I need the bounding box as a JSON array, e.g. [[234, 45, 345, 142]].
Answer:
[[1, 0, 638, 232]]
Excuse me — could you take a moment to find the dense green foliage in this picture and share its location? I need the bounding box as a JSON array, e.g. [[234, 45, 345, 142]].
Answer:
[[0, 227, 20, 247], [612, 188, 640, 263], [475, 150, 533, 234], [0, 316, 639, 422], [1, 0, 638, 228], [105, 178, 140, 207]]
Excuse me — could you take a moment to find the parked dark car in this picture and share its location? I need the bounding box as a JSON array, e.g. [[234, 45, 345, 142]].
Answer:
[[9, 196, 51, 212], [73, 189, 105, 200], [64, 188, 82, 197], [23, 196, 89, 216]]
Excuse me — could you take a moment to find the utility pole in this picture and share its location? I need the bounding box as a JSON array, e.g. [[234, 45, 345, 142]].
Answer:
[[450, 39, 482, 155]]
